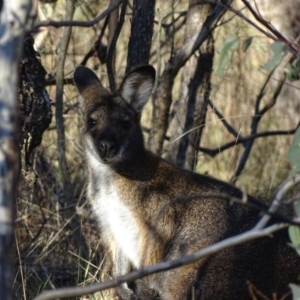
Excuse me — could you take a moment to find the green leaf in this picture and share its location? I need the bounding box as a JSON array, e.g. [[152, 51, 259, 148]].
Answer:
[[216, 52, 230, 78], [242, 37, 252, 52], [287, 127, 300, 174], [295, 199, 300, 217], [285, 57, 300, 81], [290, 283, 300, 300], [286, 63, 296, 81], [289, 225, 300, 256], [216, 35, 239, 78], [261, 42, 288, 70]]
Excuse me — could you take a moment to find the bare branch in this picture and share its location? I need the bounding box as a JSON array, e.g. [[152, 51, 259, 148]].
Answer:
[[207, 0, 298, 56], [231, 70, 285, 183], [107, 0, 128, 92], [239, 0, 298, 55], [255, 174, 300, 230], [79, 15, 109, 66], [33, 0, 123, 29], [55, 2, 74, 204], [45, 77, 74, 86], [198, 127, 298, 157], [208, 99, 239, 138]]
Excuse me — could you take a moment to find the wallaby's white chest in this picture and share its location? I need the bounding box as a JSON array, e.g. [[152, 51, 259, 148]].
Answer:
[[87, 153, 141, 268]]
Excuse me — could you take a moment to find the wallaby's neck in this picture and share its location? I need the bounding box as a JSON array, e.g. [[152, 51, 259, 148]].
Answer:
[[112, 148, 160, 181]]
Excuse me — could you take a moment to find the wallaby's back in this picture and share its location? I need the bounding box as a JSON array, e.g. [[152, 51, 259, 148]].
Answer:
[[73, 65, 300, 300]]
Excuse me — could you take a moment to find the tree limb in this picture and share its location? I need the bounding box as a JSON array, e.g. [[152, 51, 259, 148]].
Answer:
[[0, 1, 33, 299], [198, 127, 298, 157], [107, 0, 128, 92], [33, 0, 122, 29]]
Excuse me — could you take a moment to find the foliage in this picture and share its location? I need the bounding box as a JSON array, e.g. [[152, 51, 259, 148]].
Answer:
[[288, 128, 300, 174], [261, 41, 288, 70], [216, 34, 239, 78], [286, 56, 300, 82]]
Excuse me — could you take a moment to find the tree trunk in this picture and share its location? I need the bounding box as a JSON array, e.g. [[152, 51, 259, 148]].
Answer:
[[167, 0, 214, 170], [148, 0, 231, 156], [0, 1, 32, 299], [184, 39, 213, 170], [19, 35, 52, 173], [125, 0, 155, 74]]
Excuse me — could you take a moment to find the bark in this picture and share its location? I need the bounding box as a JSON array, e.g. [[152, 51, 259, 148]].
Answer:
[[19, 35, 52, 172], [125, 0, 155, 74], [184, 39, 213, 170], [107, 0, 119, 92], [167, 1, 214, 170], [0, 1, 32, 299]]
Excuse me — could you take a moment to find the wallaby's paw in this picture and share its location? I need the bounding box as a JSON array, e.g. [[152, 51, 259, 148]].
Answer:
[[134, 279, 160, 300], [116, 287, 138, 300]]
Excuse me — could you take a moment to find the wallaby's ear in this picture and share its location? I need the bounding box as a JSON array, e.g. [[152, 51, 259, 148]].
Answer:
[[73, 66, 109, 109], [74, 66, 102, 94], [119, 65, 155, 113]]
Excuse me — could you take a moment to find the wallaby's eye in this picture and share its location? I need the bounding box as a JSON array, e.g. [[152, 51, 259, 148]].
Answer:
[[87, 118, 97, 128]]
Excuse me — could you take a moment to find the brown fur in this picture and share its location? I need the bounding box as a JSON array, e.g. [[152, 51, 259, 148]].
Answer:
[[74, 65, 300, 300]]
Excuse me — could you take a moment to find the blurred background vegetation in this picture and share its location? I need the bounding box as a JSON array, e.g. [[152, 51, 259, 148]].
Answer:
[[13, 0, 300, 298]]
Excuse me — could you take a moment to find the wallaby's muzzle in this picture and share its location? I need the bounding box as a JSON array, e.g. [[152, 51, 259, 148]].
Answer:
[[98, 139, 117, 162]]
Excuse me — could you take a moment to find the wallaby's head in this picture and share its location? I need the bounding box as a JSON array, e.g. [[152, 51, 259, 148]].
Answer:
[[74, 65, 155, 166]]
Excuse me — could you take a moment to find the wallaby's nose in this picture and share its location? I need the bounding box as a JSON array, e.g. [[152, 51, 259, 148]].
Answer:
[[99, 141, 116, 160]]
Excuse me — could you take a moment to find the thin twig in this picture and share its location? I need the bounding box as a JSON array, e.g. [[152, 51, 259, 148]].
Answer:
[[231, 69, 285, 183], [240, 0, 298, 54], [206, 0, 298, 56], [247, 281, 270, 300], [55, 1, 74, 205], [208, 99, 239, 138], [206, 0, 277, 40], [15, 235, 27, 300], [80, 15, 109, 66], [45, 77, 73, 86], [254, 174, 300, 230]]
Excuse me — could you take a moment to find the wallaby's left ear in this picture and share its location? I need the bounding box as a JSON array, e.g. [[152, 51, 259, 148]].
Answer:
[[119, 65, 156, 113], [74, 66, 106, 95], [74, 66, 110, 110]]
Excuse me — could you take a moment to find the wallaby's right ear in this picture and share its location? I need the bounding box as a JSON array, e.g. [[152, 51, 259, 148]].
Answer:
[[119, 65, 156, 113], [73, 66, 109, 99]]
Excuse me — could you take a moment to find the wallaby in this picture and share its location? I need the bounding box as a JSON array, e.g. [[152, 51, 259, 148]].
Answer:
[[74, 65, 300, 300]]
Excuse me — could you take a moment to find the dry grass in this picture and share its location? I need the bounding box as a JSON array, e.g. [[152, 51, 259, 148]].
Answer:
[[14, 0, 300, 299]]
